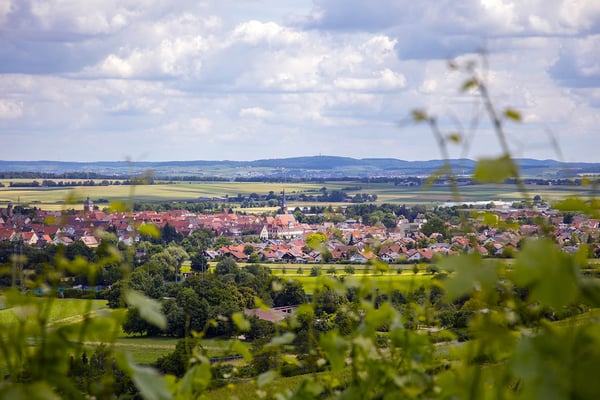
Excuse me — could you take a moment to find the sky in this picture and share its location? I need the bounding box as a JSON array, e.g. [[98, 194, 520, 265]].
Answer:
[[0, 0, 599, 163]]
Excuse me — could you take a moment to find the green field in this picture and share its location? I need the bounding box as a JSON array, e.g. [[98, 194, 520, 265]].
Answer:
[[216, 262, 435, 294], [275, 273, 433, 294], [0, 180, 594, 211], [112, 337, 236, 365], [0, 298, 107, 326]]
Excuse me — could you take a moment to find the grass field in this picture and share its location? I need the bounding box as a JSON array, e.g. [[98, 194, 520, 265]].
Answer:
[[0, 180, 594, 211], [278, 273, 434, 294], [217, 262, 435, 294], [111, 337, 237, 365], [0, 296, 239, 366], [0, 298, 107, 326]]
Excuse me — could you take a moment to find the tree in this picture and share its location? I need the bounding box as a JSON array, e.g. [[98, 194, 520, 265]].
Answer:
[[160, 223, 182, 244], [214, 236, 232, 248], [215, 257, 238, 275], [154, 339, 194, 377], [420, 216, 447, 238], [181, 228, 214, 254], [176, 287, 209, 333], [272, 280, 307, 307], [381, 212, 397, 229], [305, 232, 328, 250], [162, 298, 186, 337], [122, 307, 162, 336], [313, 287, 348, 315], [190, 251, 207, 273]]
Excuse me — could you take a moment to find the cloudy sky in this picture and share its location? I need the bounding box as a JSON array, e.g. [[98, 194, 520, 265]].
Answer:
[[1, 0, 598, 162]]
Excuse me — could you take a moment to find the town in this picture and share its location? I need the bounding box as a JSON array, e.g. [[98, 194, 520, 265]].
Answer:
[[1, 191, 595, 273]]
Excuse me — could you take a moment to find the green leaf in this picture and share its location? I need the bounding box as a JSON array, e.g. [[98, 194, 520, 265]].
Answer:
[[138, 223, 161, 238], [513, 239, 579, 308], [412, 109, 428, 122], [257, 370, 278, 388], [281, 354, 300, 367], [425, 165, 451, 187], [120, 353, 172, 400], [473, 155, 517, 183], [448, 133, 461, 143], [481, 212, 499, 226], [177, 359, 211, 395], [0, 382, 60, 400], [271, 280, 283, 293], [320, 331, 349, 372], [233, 340, 253, 361], [231, 312, 251, 332], [503, 108, 522, 122], [440, 254, 497, 300], [125, 290, 167, 330], [364, 301, 395, 329], [554, 197, 596, 217], [109, 201, 128, 212], [295, 304, 314, 319], [370, 259, 390, 274], [461, 78, 479, 92], [268, 332, 296, 347]]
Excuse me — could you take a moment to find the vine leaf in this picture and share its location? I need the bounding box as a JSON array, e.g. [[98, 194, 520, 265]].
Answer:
[[440, 254, 497, 300], [554, 197, 599, 218], [412, 109, 429, 122], [138, 223, 161, 238], [232, 340, 253, 362], [257, 370, 278, 388], [461, 78, 479, 92], [119, 353, 172, 400], [513, 239, 579, 308], [320, 331, 349, 372], [473, 155, 517, 183], [125, 290, 167, 330], [504, 108, 522, 122], [232, 312, 251, 332]]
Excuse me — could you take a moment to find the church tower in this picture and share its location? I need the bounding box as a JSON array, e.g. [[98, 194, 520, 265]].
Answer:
[[281, 189, 288, 214], [83, 196, 94, 213]]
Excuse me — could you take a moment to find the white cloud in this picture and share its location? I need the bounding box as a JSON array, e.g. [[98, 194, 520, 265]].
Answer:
[[0, 0, 13, 24], [239, 107, 273, 119], [360, 36, 397, 64], [334, 69, 406, 91], [161, 117, 213, 139], [0, 99, 23, 119], [0, 1, 599, 162], [231, 20, 303, 46], [559, 0, 600, 32]]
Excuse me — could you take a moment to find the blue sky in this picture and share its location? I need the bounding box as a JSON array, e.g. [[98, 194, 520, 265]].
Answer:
[[0, 0, 598, 162]]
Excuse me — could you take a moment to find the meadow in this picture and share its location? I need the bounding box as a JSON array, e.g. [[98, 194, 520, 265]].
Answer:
[[0, 179, 593, 212], [0, 298, 107, 326], [285, 273, 434, 295], [0, 296, 243, 366]]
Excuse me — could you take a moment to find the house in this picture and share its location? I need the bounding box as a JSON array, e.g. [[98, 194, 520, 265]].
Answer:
[[13, 231, 39, 246], [80, 235, 99, 248], [244, 307, 292, 323], [405, 248, 433, 262], [349, 253, 368, 264], [53, 235, 74, 245]]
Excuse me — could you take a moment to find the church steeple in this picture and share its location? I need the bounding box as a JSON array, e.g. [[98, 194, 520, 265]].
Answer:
[[281, 189, 288, 214], [83, 196, 94, 213]]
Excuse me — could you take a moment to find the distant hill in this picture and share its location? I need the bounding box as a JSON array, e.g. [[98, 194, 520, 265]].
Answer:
[[0, 156, 598, 179]]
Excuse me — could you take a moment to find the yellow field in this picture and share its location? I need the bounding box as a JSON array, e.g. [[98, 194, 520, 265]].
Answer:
[[0, 180, 593, 211]]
